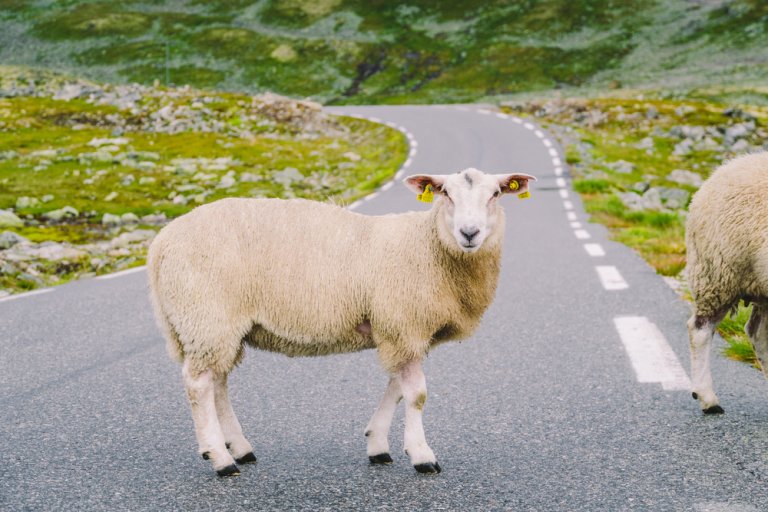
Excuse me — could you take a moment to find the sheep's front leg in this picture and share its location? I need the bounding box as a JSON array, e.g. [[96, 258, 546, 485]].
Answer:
[[688, 312, 726, 414], [746, 303, 768, 380], [182, 361, 239, 476], [365, 377, 401, 464], [398, 359, 441, 474], [214, 374, 256, 465]]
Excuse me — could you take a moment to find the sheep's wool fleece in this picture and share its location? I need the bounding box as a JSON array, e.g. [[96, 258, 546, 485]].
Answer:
[[148, 197, 502, 375], [686, 151, 768, 316]]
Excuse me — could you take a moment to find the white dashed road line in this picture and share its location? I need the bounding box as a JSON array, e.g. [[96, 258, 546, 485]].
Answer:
[[574, 229, 591, 240], [595, 265, 629, 290], [613, 316, 692, 390], [584, 243, 606, 257]]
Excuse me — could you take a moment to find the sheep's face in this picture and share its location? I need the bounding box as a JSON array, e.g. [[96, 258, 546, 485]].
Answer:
[[405, 168, 536, 254]]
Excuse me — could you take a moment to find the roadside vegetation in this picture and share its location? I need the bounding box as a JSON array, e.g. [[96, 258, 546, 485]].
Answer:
[[0, 66, 406, 295], [503, 89, 768, 367]]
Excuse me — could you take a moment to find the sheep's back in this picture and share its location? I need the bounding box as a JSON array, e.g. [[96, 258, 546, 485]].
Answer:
[[687, 152, 768, 305]]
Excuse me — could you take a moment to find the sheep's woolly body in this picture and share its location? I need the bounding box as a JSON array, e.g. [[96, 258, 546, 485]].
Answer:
[[686, 152, 768, 317], [147, 197, 502, 375]]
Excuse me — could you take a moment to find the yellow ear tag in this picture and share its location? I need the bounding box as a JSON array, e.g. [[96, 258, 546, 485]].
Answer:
[[518, 190, 531, 199], [417, 184, 434, 203], [509, 180, 520, 191]]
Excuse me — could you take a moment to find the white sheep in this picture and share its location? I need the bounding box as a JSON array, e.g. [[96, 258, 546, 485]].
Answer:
[[686, 151, 768, 414], [147, 167, 535, 476]]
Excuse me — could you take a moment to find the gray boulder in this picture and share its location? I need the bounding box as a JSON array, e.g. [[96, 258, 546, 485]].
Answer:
[[0, 210, 24, 228], [0, 231, 28, 250], [668, 169, 703, 187], [43, 206, 79, 221]]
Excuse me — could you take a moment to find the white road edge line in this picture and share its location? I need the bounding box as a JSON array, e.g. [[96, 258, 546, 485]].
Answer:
[[584, 243, 606, 257], [0, 288, 54, 302], [613, 316, 692, 391], [570, 221, 582, 229], [559, 189, 569, 199], [556, 177, 566, 188], [563, 200, 574, 210], [566, 212, 577, 221], [596, 265, 628, 290], [96, 266, 146, 280]]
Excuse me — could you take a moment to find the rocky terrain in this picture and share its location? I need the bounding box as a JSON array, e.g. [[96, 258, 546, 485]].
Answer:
[[0, 67, 406, 296]]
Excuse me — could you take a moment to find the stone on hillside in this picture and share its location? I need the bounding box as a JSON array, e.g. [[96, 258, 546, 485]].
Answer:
[[658, 187, 690, 209], [87, 137, 130, 147], [240, 172, 261, 183], [192, 172, 217, 182], [607, 160, 635, 174], [136, 161, 156, 171], [633, 181, 650, 194], [730, 139, 749, 152], [121, 213, 139, 224], [673, 139, 693, 156], [53, 84, 88, 101], [102, 213, 122, 226], [218, 174, 236, 189], [138, 177, 156, 185], [42, 206, 78, 221], [104, 191, 118, 202], [273, 167, 303, 186], [15, 196, 40, 209], [30, 242, 86, 261], [0, 231, 28, 250], [110, 229, 156, 248], [668, 169, 703, 187], [343, 151, 361, 161], [0, 210, 24, 228], [121, 174, 135, 186], [172, 195, 188, 205], [140, 213, 167, 225], [724, 123, 754, 144], [635, 137, 654, 150]]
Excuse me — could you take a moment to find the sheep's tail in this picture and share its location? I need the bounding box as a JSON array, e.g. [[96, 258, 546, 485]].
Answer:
[[147, 236, 185, 363]]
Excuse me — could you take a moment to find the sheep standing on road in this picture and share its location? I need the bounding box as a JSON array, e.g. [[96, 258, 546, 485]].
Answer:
[[148, 167, 535, 476], [686, 152, 768, 414]]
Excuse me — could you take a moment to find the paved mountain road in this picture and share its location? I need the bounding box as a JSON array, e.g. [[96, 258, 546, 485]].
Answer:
[[1, 105, 767, 511]]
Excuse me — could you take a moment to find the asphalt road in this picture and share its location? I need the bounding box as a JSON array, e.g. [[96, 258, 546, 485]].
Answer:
[[2, 105, 767, 511]]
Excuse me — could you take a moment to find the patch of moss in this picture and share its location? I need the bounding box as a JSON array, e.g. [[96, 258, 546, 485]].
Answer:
[[34, 3, 152, 40]]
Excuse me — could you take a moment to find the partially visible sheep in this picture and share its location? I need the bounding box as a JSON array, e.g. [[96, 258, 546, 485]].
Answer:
[[147, 167, 535, 476], [686, 151, 768, 414]]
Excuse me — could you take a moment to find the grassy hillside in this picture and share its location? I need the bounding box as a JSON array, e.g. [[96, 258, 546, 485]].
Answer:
[[0, 66, 405, 294], [0, 1, 766, 104]]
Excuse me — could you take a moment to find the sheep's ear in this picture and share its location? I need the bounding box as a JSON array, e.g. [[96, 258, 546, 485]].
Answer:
[[403, 174, 447, 195], [496, 173, 536, 195]]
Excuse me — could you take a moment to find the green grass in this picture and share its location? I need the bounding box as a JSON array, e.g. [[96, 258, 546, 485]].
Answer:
[[720, 303, 761, 369]]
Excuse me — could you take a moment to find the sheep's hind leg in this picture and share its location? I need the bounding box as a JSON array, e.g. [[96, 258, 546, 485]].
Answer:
[[746, 303, 768, 380], [214, 373, 257, 465], [398, 359, 440, 474], [688, 309, 728, 414], [183, 361, 239, 476], [365, 377, 401, 464]]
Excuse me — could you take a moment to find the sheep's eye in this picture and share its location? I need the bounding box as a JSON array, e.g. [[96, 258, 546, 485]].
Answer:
[[492, 190, 500, 198]]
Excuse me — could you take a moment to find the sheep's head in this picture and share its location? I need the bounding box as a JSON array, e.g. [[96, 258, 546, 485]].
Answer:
[[405, 168, 536, 254]]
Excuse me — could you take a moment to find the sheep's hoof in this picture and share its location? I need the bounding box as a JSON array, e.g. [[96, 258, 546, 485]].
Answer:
[[703, 405, 725, 415], [414, 462, 441, 474], [236, 452, 257, 464], [216, 464, 241, 477], [201, 451, 210, 460], [691, 392, 698, 400], [369, 453, 393, 464]]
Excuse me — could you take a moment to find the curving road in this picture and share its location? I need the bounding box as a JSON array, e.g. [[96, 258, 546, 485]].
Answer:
[[1, 105, 767, 511]]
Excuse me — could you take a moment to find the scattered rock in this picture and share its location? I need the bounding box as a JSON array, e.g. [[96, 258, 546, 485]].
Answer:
[[140, 213, 167, 225], [102, 213, 122, 226], [0, 210, 24, 228], [41, 194, 54, 203], [0, 231, 28, 249], [42, 206, 79, 221], [633, 181, 650, 194], [273, 167, 303, 186], [668, 169, 703, 187], [730, 139, 749, 152], [658, 187, 691, 209], [110, 229, 156, 248], [15, 196, 40, 209], [607, 160, 635, 174], [121, 213, 139, 224], [104, 191, 118, 202]]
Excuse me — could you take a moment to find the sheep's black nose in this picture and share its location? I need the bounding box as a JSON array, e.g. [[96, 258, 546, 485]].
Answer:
[[460, 227, 480, 242]]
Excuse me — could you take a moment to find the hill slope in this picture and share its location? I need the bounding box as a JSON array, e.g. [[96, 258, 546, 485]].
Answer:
[[1, 0, 766, 103]]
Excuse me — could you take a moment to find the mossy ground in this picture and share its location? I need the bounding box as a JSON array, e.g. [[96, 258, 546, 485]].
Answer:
[[507, 89, 768, 367], [0, 69, 406, 293]]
